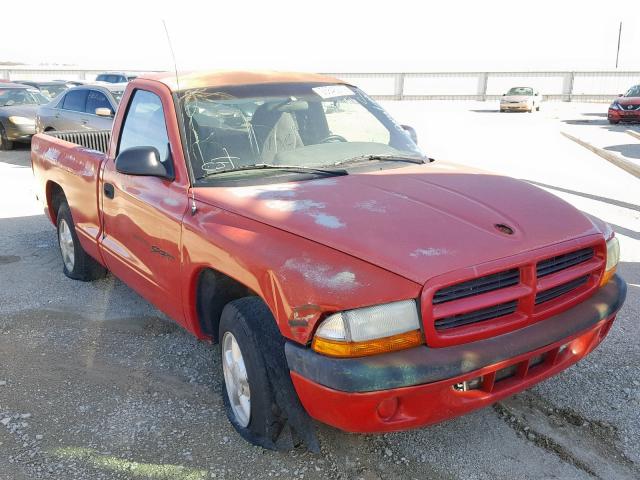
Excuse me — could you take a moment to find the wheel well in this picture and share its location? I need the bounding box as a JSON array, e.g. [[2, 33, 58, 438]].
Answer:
[[195, 268, 256, 342], [44, 127, 55, 132], [46, 181, 66, 224]]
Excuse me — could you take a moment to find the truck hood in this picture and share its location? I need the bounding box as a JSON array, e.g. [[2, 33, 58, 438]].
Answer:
[[194, 162, 603, 284]]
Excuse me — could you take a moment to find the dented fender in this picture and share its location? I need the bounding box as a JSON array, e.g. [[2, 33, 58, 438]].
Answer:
[[180, 200, 422, 344]]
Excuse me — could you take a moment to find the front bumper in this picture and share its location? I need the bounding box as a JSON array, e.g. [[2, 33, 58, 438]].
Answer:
[[500, 102, 531, 111], [608, 109, 640, 122], [4, 122, 36, 142], [286, 275, 626, 433]]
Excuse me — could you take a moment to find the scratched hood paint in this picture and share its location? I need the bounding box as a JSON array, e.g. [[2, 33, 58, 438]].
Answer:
[[194, 163, 602, 284]]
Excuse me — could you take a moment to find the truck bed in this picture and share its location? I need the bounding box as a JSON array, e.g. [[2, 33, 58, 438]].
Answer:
[[31, 132, 108, 262], [44, 130, 111, 154]]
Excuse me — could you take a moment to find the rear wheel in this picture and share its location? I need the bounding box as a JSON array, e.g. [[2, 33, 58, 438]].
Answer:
[[56, 202, 107, 281], [0, 124, 14, 150]]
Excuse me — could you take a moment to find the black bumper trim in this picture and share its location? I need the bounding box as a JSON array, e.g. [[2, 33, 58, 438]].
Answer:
[[285, 274, 627, 393]]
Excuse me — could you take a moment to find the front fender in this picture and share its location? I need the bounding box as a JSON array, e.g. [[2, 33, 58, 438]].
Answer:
[[181, 202, 422, 344]]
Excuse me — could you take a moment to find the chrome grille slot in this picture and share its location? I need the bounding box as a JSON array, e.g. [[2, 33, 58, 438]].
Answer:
[[535, 275, 589, 305], [433, 269, 519, 304], [45, 130, 111, 154], [536, 247, 594, 278], [435, 301, 518, 330]]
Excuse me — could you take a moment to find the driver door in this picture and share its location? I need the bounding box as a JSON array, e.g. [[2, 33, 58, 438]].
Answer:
[[100, 87, 189, 322]]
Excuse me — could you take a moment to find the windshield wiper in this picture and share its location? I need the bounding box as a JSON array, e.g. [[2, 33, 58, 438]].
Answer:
[[197, 163, 348, 180], [334, 154, 427, 166]]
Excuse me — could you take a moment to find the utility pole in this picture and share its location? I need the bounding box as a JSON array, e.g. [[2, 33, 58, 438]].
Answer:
[[615, 21, 622, 69]]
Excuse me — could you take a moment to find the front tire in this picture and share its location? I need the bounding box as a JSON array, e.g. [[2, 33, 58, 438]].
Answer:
[[219, 298, 286, 449], [609, 119, 620, 125], [0, 124, 14, 150], [56, 202, 107, 281]]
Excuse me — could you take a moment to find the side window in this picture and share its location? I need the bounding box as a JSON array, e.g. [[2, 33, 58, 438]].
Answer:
[[86, 90, 112, 114], [118, 90, 170, 162], [61, 90, 88, 112]]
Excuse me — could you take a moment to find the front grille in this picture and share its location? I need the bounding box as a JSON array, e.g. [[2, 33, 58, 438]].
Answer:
[[536, 248, 594, 278], [435, 301, 518, 330], [426, 242, 604, 343], [433, 269, 519, 304], [535, 275, 589, 305]]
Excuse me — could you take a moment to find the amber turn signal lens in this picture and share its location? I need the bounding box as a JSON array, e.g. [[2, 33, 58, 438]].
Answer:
[[312, 329, 423, 358], [600, 266, 617, 287]]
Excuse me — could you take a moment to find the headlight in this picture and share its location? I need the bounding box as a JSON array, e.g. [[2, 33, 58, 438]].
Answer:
[[609, 102, 621, 110], [601, 236, 620, 286], [311, 300, 423, 357], [8, 116, 35, 126]]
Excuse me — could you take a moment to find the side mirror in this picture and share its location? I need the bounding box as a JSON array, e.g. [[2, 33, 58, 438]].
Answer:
[[401, 124, 418, 145], [115, 146, 174, 180], [534, 92, 540, 96], [502, 93, 506, 96], [95, 107, 113, 117], [618, 93, 624, 97]]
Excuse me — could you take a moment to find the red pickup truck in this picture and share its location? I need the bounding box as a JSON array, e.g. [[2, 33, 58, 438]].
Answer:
[[31, 71, 626, 451]]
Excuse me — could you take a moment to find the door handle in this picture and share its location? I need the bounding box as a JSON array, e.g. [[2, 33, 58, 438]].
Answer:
[[104, 183, 115, 199]]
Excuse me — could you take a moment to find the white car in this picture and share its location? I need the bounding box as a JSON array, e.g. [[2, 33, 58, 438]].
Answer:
[[500, 87, 542, 113]]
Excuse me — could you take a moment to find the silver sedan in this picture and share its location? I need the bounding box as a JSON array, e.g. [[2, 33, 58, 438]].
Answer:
[[36, 84, 125, 133]]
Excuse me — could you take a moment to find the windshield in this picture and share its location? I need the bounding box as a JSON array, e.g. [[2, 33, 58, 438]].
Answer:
[[0, 88, 50, 106], [178, 83, 423, 182], [506, 87, 534, 96], [97, 74, 125, 83], [624, 85, 640, 97], [40, 84, 67, 99]]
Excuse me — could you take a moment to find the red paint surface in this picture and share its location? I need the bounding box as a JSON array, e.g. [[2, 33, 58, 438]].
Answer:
[[291, 315, 616, 433]]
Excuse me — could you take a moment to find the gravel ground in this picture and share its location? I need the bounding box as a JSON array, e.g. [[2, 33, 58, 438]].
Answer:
[[1, 101, 639, 479]]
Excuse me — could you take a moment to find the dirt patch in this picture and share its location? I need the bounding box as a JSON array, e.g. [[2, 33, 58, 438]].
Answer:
[[496, 392, 639, 479], [0, 255, 21, 265]]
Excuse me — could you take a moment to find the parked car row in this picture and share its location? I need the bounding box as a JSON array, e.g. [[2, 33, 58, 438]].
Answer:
[[0, 72, 135, 149], [498, 84, 640, 120]]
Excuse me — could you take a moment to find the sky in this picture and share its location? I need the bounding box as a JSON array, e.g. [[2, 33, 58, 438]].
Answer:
[[1, 0, 639, 73]]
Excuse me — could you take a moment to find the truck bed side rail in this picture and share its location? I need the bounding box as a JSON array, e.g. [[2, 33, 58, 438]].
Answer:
[[45, 130, 111, 154]]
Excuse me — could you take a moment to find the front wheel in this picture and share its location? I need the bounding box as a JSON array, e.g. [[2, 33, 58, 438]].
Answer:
[[218, 297, 318, 451], [219, 298, 286, 448], [56, 202, 107, 281], [609, 119, 620, 125]]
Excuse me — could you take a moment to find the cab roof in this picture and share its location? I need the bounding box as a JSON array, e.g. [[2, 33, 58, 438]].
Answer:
[[0, 82, 34, 89], [140, 70, 344, 92]]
